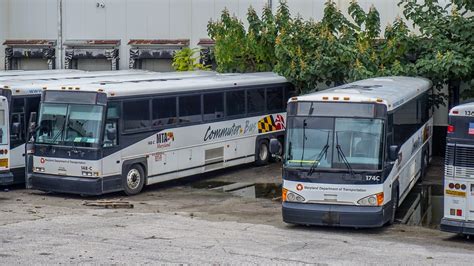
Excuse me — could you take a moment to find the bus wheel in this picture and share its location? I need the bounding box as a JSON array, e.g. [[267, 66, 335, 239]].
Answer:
[[255, 139, 270, 166], [388, 188, 399, 225], [123, 164, 145, 195]]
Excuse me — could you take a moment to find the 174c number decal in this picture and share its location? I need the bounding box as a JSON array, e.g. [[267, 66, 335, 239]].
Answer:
[[366, 175, 381, 182]]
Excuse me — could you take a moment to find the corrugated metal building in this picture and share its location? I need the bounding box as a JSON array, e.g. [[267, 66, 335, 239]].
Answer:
[[0, 0, 413, 72]]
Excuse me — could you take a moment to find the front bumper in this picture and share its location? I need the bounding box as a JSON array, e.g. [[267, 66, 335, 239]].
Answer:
[[282, 201, 392, 228], [0, 171, 14, 185], [30, 173, 121, 195], [440, 218, 474, 236]]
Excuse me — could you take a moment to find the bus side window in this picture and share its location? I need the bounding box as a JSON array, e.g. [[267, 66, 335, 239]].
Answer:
[[123, 99, 150, 131], [226, 90, 245, 116], [152, 97, 178, 126], [203, 92, 224, 121], [267, 87, 284, 112], [247, 88, 265, 114], [11, 98, 25, 141], [103, 103, 119, 147], [179, 95, 202, 123]]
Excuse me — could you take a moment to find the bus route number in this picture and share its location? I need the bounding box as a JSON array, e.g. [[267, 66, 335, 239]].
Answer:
[[465, 110, 474, 116], [366, 175, 380, 182]]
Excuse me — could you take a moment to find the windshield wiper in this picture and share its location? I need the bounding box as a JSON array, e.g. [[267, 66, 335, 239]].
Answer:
[[50, 118, 67, 145], [335, 132, 356, 178], [308, 131, 330, 176], [299, 119, 308, 167]]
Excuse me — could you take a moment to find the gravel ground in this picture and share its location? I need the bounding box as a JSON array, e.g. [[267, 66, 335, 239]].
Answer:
[[1, 162, 473, 264]]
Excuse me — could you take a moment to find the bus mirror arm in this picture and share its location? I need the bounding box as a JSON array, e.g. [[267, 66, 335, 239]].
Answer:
[[269, 138, 282, 156], [389, 145, 399, 162]]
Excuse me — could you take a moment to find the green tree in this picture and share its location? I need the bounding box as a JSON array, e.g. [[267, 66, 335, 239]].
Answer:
[[400, 0, 474, 105], [172, 47, 210, 71]]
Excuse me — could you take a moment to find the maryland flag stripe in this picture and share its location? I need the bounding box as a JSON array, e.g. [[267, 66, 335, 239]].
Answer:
[[258, 115, 277, 133]]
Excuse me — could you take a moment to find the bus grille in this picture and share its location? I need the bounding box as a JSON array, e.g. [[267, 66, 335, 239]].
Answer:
[[445, 144, 474, 178]]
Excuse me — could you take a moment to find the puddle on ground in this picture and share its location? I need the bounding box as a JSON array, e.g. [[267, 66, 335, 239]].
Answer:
[[192, 179, 444, 227], [396, 182, 444, 228], [192, 180, 282, 200]]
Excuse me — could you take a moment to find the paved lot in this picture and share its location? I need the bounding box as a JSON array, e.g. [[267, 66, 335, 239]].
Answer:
[[1, 162, 474, 264]]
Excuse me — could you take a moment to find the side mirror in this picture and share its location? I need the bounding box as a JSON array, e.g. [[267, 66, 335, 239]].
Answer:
[[389, 145, 399, 162], [106, 127, 117, 141], [11, 122, 21, 135], [28, 112, 37, 133], [269, 138, 282, 155]]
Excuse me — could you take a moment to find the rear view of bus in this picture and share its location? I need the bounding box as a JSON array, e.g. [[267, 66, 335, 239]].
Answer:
[[0, 95, 11, 184], [441, 103, 474, 235], [279, 77, 432, 228]]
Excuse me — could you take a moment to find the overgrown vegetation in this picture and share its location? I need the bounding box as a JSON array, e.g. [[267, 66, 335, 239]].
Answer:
[[206, 0, 473, 105], [172, 47, 210, 71]]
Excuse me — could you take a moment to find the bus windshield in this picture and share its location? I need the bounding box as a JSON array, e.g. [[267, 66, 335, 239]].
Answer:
[[285, 117, 383, 171], [36, 103, 104, 147]]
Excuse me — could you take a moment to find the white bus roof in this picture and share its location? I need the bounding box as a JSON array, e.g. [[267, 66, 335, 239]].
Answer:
[[45, 72, 288, 98], [0, 69, 83, 79], [295, 76, 432, 111], [0, 70, 150, 83], [9, 71, 217, 96], [449, 102, 474, 116]]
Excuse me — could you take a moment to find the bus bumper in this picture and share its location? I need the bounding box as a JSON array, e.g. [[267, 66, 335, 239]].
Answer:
[[30, 173, 121, 195], [0, 171, 14, 185], [282, 202, 392, 228], [440, 218, 474, 236]]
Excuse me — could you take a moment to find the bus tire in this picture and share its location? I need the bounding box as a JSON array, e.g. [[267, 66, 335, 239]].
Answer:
[[388, 187, 399, 225], [255, 139, 270, 166], [122, 164, 145, 196]]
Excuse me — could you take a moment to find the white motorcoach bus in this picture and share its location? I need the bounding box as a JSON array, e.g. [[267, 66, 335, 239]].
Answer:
[[271, 77, 433, 228], [0, 70, 215, 186], [30, 72, 294, 195], [441, 103, 474, 235]]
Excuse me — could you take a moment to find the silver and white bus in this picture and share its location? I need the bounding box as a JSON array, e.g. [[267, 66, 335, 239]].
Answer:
[[272, 77, 433, 228], [30, 72, 294, 195], [0, 70, 215, 186], [441, 102, 474, 235]]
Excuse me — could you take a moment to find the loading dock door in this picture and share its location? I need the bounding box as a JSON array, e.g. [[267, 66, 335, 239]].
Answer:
[[75, 59, 113, 71], [128, 39, 189, 72], [3, 40, 56, 70], [64, 40, 120, 71]]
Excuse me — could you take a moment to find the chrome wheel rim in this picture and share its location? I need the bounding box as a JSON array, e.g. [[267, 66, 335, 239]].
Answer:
[[127, 169, 141, 190], [259, 143, 268, 161]]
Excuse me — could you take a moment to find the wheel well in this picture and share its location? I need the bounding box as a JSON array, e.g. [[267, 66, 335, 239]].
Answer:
[[123, 159, 148, 183]]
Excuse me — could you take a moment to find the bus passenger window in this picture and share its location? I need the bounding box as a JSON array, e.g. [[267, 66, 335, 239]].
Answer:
[[226, 90, 245, 116], [152, 97, 177, 126], [267, 87, 284, 112], [247, 89, 265, 114], [123, 100, 150, 131], [203, 93, 224, 121], [179, 95, 202, 123]]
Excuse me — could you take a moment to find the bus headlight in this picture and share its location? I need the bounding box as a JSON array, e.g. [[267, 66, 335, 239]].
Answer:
[[357, 192, 384, 206], [282, 188, 305, 203]]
